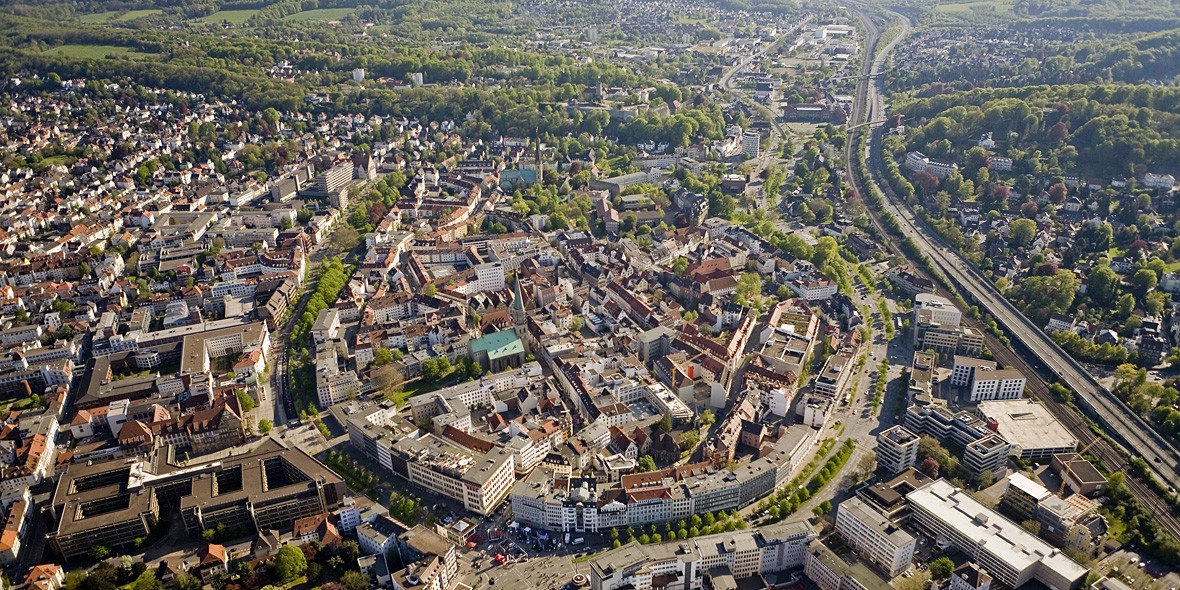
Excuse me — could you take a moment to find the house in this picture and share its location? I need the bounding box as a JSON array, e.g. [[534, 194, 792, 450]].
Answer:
[[1045, 313, 1074, 334], [24, 564, 65, 590], [293, 513, 342, 546], [194, 544, 228, 580]]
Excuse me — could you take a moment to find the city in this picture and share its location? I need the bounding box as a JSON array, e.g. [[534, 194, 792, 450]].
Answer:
[[0, 1, 1176, 590]]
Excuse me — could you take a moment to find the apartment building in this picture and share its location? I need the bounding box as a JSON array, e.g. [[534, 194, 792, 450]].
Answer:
[[588, 522, 814, 590], [814, 353, 854, 398], [833, 497, 916, 577]]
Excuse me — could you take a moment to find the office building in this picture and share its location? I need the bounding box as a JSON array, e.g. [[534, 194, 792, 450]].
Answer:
[[963, 434, 1012, 480], [908, 352, 935, 406], [803, 539, 890, 590], [1001, 473, 1051, 521], [390, 525, 459, 590], [833, 497, 915, 577], [48, 439, 344, 561], [742, 130, 761, 159], [906, 479, 1087, 590], [876, 425, 920, 476], [814, 353, 854, 399], [951, 357, 1026, 402]]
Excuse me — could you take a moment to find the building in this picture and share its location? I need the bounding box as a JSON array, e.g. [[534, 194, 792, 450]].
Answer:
[[588, 522, 815, 590], [908, 352, 935, 406], [48, 439, 345, 561], [950, 563, 993, 590], [468, 330, 526, 372], [906, 479, 1087, 590], [803, 539, 890, 590], [512, 430, 812, 533], [951, 357, 1026, 403], [833, 497, 915, 577], [1001, 473, 1051, 521], [371, 428, 517, 516], [390, 525, 459, 590], [904, 152, 957, 179], [813, 353, 853, 399], [876, 425, 919, 476], [963, 434, 1011, 480], [741, 130, 760, 159], [912, 294, 982, 356], [1051, 453, 1107, 497], [887, 267, 935, 296], [978, 400, 1077, 461]]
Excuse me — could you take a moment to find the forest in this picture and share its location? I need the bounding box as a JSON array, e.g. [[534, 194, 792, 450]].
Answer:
[[895, 84, 1180, 177]]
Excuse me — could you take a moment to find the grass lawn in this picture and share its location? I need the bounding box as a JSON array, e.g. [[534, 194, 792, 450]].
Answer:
[[386, 371, 462, 407], [284, 8, 353, 21], [45, 44, 150, 58], [197, 9, 259, 24], [77, 9, 163, 23]]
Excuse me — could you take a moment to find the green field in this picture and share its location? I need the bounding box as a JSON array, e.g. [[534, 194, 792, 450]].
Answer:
[[45, 44, 150, 58], [197, 9, 259, 24], [284, 8, 354, 21], [932, 0, 1016, 19], [77, 9, 163, 23]]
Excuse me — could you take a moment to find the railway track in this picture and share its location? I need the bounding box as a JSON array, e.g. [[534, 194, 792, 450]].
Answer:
[[842, 3, 1180, 540]]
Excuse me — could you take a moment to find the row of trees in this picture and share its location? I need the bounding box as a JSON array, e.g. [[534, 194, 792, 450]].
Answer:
[[608, 510, 749, 547]]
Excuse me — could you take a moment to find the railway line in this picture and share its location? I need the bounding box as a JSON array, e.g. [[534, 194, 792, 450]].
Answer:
[[842, 3, 1180, 537]]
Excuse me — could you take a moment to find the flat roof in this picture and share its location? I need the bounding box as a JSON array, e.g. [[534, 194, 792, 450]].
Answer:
[[907, 479, 1087, 584], [978, 400, 1077, 452]]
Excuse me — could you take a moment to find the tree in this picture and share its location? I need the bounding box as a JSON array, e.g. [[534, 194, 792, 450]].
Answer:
[[235, 390, 256, 413], [330, 224, 361, 253], [1009, 218, 1037, 247], [258, 419, 273, 434], [1020, 519, 1041, 535], [658, 412, 673, 433], [929, 557, 954, 580], [174, 574, 201, 590], [1116, 293, 1136, 319], [1047, 182, 1068, 204], [700, 409, 715, 426], [132, 571, 160, 590], [423, 284, 438, 296], [273, 546, 307, 583], [1087, 265, 1119, 306], [920, 457, 940, 478], [734, 272, 764, 309], [340, 571, 369, 590], [637, 455, 657, 472], [1131, 268, 1158, 300], [672, 257, 689, 275], [421, 357, 451, 382], [373, 347, 395, 367]]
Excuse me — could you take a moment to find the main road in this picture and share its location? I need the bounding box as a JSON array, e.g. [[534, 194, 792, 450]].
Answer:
[[843, 4, 1180, 506]]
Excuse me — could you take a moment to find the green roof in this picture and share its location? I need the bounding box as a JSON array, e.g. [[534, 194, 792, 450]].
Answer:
[[470, 330, 524, 360]]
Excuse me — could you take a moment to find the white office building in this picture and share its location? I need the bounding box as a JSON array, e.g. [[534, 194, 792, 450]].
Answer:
[[833, 497, 916, 577], [906, 479, 1087, 590]]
